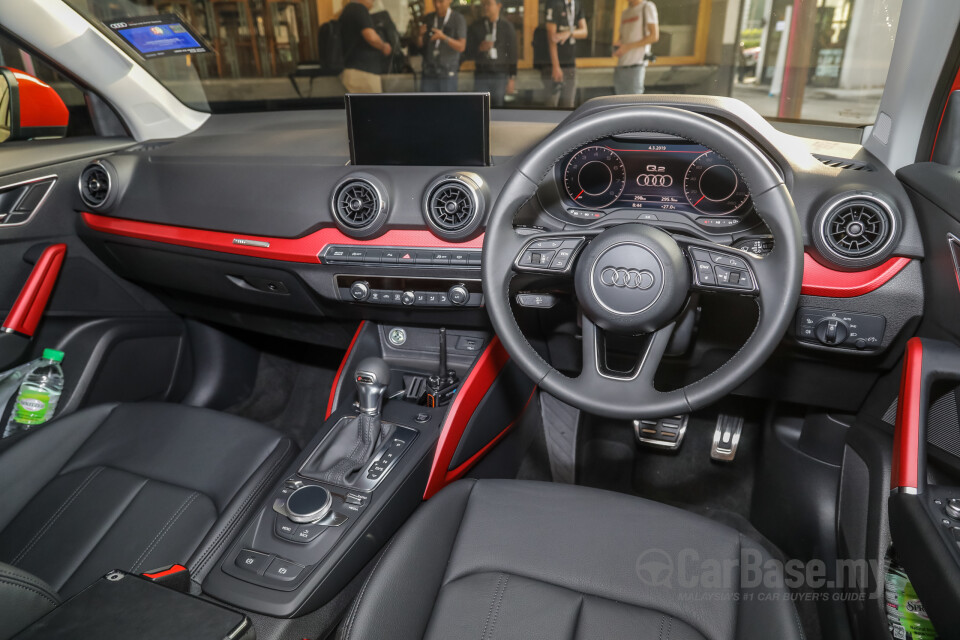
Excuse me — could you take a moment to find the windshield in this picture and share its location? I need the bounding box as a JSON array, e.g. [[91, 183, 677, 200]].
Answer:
[[64, 0, 900, 127]]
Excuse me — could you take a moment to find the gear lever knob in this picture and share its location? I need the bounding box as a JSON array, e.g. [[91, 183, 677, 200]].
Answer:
[[354, 357, 391, 415]]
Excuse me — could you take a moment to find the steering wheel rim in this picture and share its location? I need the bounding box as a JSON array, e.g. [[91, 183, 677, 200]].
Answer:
[[482, 105, 803, 419]]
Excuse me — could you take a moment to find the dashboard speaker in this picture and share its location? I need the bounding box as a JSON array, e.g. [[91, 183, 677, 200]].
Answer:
[[331, 177, 387, 238], [79, 161, 115, 210], [423, 173, 485, 240], [813, 192, 900, 269]]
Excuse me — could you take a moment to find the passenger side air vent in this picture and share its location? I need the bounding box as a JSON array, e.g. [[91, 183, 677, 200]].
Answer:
[[79, 161, 116, 210], [812, 154, 875, 172], [813, 192, 900, 269], [423, 173, 485, 240], [331, 177, 387, 238]]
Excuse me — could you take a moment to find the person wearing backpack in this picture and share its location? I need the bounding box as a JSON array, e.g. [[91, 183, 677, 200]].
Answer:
[[415, 0, 467, 92], [613, 0, 659, 94], [339, 0, 393, 93]]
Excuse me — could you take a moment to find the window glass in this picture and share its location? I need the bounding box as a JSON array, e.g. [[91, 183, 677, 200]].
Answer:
[[64, 0, 903, 126]]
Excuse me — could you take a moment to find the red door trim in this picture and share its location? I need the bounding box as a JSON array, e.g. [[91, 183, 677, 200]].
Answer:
[[801, 254, 911, 298], [423, 336, 512, 499], [2, 243, 67, 337], [82, 212, 483, 263], [325, 321, 366, 419], [892, 337, 924, 492]]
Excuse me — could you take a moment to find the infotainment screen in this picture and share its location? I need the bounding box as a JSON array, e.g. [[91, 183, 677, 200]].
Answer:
[[345, 93, 490, 166]]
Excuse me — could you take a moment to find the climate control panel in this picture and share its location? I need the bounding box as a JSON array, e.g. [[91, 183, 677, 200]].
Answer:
[[795, 308, 885, 351], [336, 276, 482, 308]]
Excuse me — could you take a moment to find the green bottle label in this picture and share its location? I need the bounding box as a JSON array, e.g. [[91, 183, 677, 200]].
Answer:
[[886, 567, 938, 639], [13, 390, 50, 426]]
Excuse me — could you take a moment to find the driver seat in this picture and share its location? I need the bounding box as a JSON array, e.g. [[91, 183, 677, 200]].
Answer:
[[340, 480, 804, 640]]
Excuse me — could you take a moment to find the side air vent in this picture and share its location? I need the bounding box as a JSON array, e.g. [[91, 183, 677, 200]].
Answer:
[[423, 173, 485, 240], [812, 154, 875, 172], [813, 192, 900, 269], [79, 161, 115, 210], [331, 177, 387, 238]]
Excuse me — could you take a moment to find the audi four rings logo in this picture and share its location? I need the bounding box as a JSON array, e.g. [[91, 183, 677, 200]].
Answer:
[[599, 267, 655, 290]]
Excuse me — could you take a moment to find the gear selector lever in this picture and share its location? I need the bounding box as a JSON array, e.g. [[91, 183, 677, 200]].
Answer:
[[355, 357, 390, 416]]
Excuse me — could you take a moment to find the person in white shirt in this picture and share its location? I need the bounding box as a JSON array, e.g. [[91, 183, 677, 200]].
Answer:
[[613, 0, 659, 95]]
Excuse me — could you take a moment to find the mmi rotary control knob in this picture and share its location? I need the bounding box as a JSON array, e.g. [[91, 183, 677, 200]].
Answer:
[[448, 284, 469, 306], [285, 485, 333, 523]]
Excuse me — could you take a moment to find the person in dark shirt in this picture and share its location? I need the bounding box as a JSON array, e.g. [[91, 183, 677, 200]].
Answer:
[[415, 0, 467, 92], [543, 0, 587, 108], [339, 0, 392, 93], [466, 0, 517, 107]]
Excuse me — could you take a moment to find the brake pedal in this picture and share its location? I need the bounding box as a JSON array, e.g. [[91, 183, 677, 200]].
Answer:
[[633, 414, 688, 450], [711, 413, 744, 461]]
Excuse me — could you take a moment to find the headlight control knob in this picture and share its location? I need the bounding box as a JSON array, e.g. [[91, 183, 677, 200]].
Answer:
[[815, 317, 848, 346]]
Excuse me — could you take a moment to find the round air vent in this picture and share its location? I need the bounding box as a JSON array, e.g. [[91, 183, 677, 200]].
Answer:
[[813, 192, 900, 269], [423, 173, 485, 240], [331, 177, 387, 238], [79, 161, 114, 210]]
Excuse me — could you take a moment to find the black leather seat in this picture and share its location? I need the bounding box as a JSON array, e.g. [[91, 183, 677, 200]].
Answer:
[[340, 479, 804, 640], [0, 402, 293, 603]]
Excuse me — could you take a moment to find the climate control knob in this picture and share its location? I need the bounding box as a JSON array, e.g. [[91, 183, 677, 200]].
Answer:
[[815, 317, 849, 346], [350, 281, 370, 302], [448, 284, 469, 306], [401, 290, 416, 306]]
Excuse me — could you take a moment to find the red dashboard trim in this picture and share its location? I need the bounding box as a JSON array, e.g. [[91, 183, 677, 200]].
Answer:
[[892, 337, 924, 492], [423, 336, 512, 500], [801, 254, 911, 298], [82, 212, 483, 263], [2, 243, 67, 337], [326, 321, 366, 420]]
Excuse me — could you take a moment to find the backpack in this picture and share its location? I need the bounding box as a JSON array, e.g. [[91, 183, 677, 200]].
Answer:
[[317, 19, 345, 75], [532, 25, 549, 69]]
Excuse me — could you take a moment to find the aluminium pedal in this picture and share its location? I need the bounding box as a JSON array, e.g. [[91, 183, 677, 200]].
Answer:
[[633, 414, 688, 450], [710, 413, 744, 462]]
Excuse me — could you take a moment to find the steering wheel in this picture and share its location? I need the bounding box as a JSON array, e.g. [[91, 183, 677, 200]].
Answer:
[[482, 105, 803, 419]]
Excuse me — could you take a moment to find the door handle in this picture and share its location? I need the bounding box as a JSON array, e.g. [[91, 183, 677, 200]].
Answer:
[[1, 243, 66, 337]]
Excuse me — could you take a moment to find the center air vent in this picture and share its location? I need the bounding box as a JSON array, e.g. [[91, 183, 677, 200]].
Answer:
[[423, 173, 485, 240], [331, 177, 387, 238], [813, 192, 900, 268], [79, 162, 113, 210]]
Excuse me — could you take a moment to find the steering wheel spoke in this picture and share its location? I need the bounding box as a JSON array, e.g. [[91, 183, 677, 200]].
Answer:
[[579, 315, 675, 391], [680, 239, 760, 297], [512, 231, 590, 276]]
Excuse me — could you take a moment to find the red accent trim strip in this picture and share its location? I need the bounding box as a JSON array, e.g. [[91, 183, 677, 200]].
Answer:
[[2, 243, 67, 337], [892, 337, 924, 491], [82, 212, 483, 263], [930, 65, 960, 160], [326, 321, 366, 420], [801, 254, 911, 298], [423, 336, 511, 500], [143, 564, 187, 580]]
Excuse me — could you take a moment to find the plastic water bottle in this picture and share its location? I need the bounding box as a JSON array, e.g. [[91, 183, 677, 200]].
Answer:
[[4, 349, 64, 437]]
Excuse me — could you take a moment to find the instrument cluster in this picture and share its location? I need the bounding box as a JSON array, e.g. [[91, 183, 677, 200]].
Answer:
[[553, 139, 759, 232]]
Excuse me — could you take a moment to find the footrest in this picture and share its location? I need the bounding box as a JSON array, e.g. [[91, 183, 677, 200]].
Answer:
[[633, 414, 688, 450]]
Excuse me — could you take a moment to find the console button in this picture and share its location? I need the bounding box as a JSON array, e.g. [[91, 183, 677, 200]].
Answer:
[[236, 549, 272, 575], [326, 247, 348, 261], [450, 252, 469, 265], [275, 518, 299, 540], [345, 493, 366, 505], [432, 252, 450, 265], [363, 249, 382, 263], [264, 558, 304, 582], [398, 251, 415, 265], [467, 252, 482, 266], [415, 252, 433, 265], [448, 285, 469, 306], [414, 292, 428, 305], [293, 524, 324, 542], [350, 281, 370, 302], [425, 293, 439, 305], [347, 249, 366, 261], [380, 249, 398, 264]]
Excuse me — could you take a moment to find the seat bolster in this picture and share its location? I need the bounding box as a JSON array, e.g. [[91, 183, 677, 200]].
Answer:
[[735, 535, 805, 640], [0, 561, 59, 640], [189, 436, 296, 582], [0, 404, 117, 532], [338, 479, 478, 640]]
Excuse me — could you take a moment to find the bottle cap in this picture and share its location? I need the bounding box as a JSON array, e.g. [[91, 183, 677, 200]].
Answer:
[[42, 349, 64, 363]]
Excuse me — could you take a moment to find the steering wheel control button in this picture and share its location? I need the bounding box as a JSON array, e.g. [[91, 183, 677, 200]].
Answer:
[[695, 261, 716, 285], [265, 558, 305, 582], [285, 485, 333, 524], [530, 240, 563, 250], [236, 549, 272, 575], [515, 237, 585, 274], [516, 293, 558, 308]]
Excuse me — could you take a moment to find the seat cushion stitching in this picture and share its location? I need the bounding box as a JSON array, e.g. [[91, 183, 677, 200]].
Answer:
[[484, 574, 508, 640], [12, 466, 104, 565], [479, 573, 505, 640], [665, 615, 673, 640], [0, 577, 59, 608], [343, 538, 396, 640], [130, 490, 201, 573], [569, 595, 584, 640], [0, 570, 59, 603], [190, 439, 291, 576], [657, 614, 665, 640]]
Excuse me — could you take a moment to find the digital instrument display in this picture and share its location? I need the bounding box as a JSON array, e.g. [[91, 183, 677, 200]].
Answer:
[[560, 141, 751, 216], [107, 14, 209, 59], [346, 93, 490, 166]]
